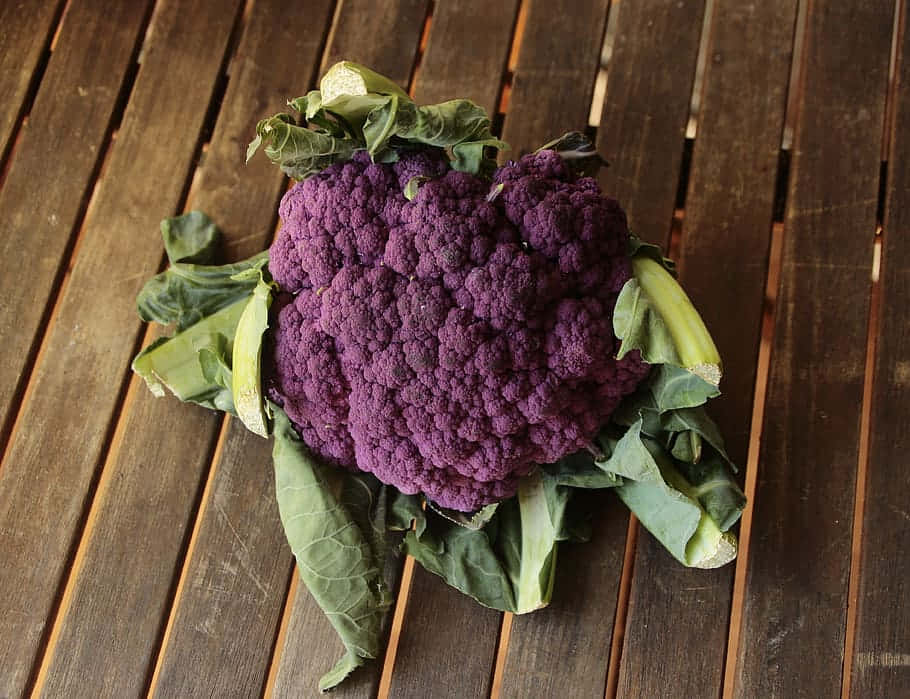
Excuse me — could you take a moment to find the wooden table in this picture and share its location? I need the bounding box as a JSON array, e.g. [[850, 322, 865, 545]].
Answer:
[[1, 1, 907, 696]]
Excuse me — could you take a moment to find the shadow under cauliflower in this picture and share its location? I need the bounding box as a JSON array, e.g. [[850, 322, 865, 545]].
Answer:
[[267, 148, 650, 511]]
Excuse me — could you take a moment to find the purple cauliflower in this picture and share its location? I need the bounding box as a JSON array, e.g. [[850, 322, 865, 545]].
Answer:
[[267, 148, 650, 511]]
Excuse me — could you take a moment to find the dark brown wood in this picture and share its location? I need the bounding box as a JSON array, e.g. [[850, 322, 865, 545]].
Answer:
[[150, 425, 295, 698], [0, 1, 155, 694], [412, 0, 520, 116], [500, 502, 630, 698], [487, 3, 635, 696], [616, 4, 798, 698], [596, 0, 706, 246], [734, 2, 894, 696], [268, 3, 431, 694], [502, 0, 610, 157], [320, 0, 430, 88], [0, 0, 152, 452], [851, 9, 910, 696], [381, 2, 522, 695], [0, 0, 65, 160], [146, 2, 336, 694], [389, 571, 502, 698], [0, 0, 245, 695]]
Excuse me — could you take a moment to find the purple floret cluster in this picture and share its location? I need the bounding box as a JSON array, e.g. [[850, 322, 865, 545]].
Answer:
[[267, 148, 650, 511]]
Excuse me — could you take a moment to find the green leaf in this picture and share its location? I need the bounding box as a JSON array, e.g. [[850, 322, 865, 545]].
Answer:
[[599, 423, 737, 568], [131, 298, 247, 410], [616, 255, 722, 386], [648, 364, 721, 412], [320, 60, 410, 102], [403, 471, 570, 614], [677, 448, 746, 532], [403, 513, 517, 612], [136, 250, 268, 332], [388, 491, 426, 535], [160, 211, 220, 265], [660, 405, 734, 469], [543, 449, 623, 489], [428, 501, 499, 531], [614, 277, 683, 367], [627, 234, 676, 274], [403, 175, 431, 201], [247, 114, 359, 180], [231, 270, 274, 437], [271, 407, 394, 692]]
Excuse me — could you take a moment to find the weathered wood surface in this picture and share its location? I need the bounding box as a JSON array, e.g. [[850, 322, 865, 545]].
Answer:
[[616, 3, 798, 697], [0, 0, 152, 444], [0, 0, 64, 162], [502, 0, 610, 156], [26, 0, 249, 695], [147, 0, 336, 695], [0, 1, 905, 697], [596, 0, 707, 246], [412, 0, 520, 116], [733, 1, 894, 697], [850, 6, 910, 696], [269, 2, 431, 696], [0, 1, 155, 694], [384, 2, 520, 695]]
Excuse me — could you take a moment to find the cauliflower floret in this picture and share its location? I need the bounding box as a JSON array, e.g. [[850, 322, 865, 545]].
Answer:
[[267, 149, 649, 511]]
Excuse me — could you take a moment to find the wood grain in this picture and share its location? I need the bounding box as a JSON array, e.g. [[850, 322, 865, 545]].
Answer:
[[412, 0, 520, 116], [502, 0, 610, 157], [615, 4, 798, 697], [733, 2, 894, 696], [0, 0, 246, 695], [0, 0, 65, 162], [320, 0, 430, 88], [850, 6, 910, 696], [500, 501, 630, 698], [0, 1, 155, 693], [381, 2, 522, 695], [268, 3, 432, 695], [145, 1, 336, 695], [490, 2, 635, 696], [0, 0, 152, 448], [596, 0, 706, 246]]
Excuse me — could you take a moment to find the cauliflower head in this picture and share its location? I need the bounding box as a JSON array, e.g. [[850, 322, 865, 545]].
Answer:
[[267, 148, 650, 511]]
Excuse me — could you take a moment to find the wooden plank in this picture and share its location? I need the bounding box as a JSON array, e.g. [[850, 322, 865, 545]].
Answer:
[[850, 8, 910, 696], [389, 571, 502, 698], [499, 2, 699, 695], [144, 2, 335, 695], [486, 2, 655, 696], [382, 2, 521, 695], [596, 0, 706, 245], [0, 1, 155, 693], [0, 0, 151, 449], [502, 0, 609, 157], [320, 0, 430, 87], [615, 3, 798, 697], [733, 2, 894, 696], [268, 3, 431, 695], [500, 503, 630, 698], [0, 0, 65, 161], [0, 0, 246, 695], [412, 0, 520, 116]]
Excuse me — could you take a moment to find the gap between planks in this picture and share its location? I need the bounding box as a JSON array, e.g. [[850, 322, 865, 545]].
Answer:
[[23, 0, 251, 689], [0, 4, 151, 465], [721, 222, 785, 699], [719, 2, 809, 692], [144, 416, 234, 695], [841, 2, 904, 693], [0, 0, 69, 187]]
